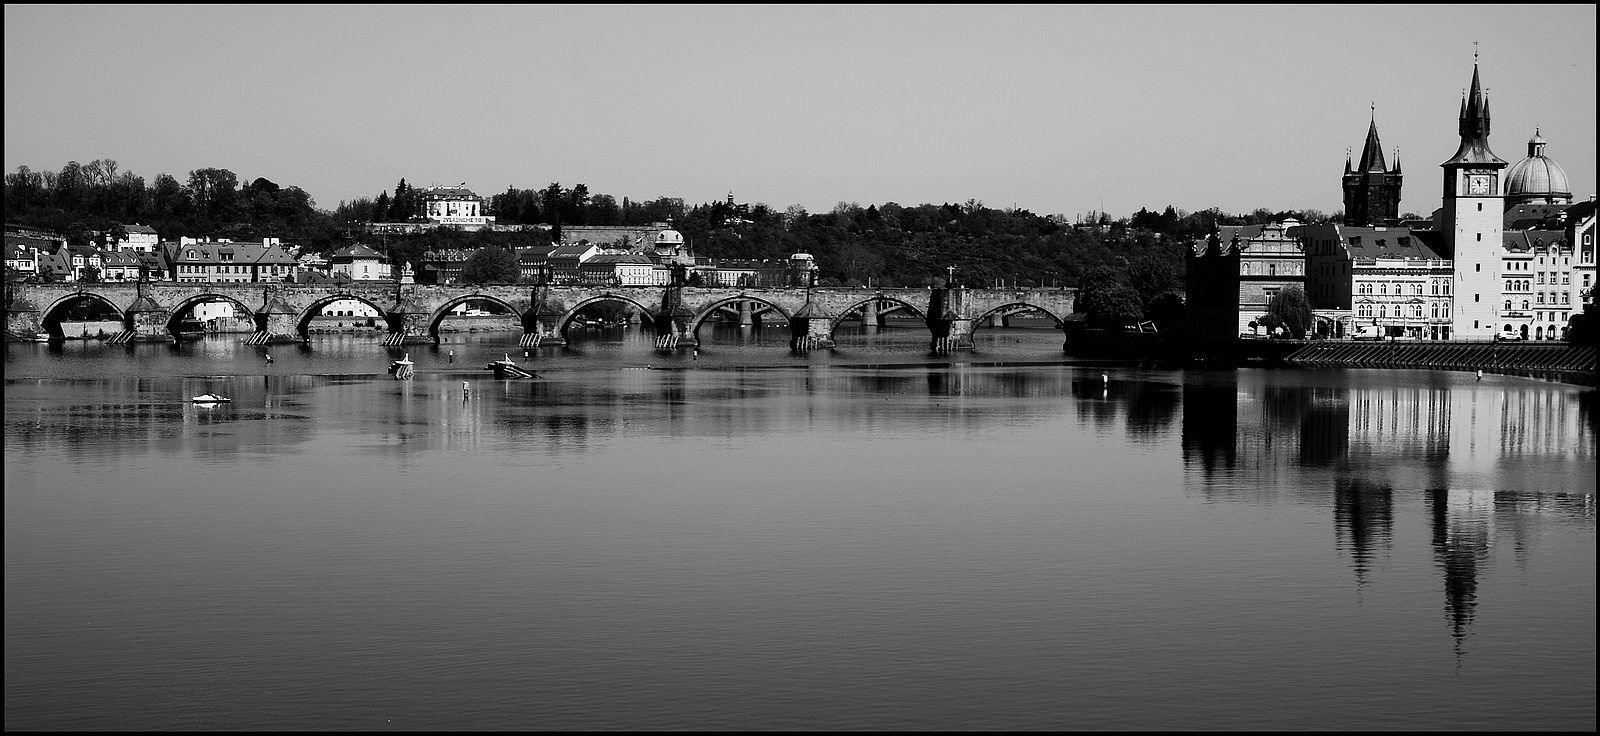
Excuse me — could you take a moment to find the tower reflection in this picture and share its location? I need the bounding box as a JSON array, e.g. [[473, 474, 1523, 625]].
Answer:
[[1181, 369, 1595, 642]]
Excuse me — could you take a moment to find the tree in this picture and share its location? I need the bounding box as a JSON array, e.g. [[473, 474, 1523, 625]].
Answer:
[[1126, 254, 1179, 313], [1262, 286, 1313, 338], [459, 246, 520, 284], [1566, 301, 1597, 347]]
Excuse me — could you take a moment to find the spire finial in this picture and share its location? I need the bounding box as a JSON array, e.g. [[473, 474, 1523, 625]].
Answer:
[[1473, 41, 1479, 63]]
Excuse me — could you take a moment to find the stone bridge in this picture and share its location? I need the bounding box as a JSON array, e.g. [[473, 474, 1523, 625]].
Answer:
[[6, 282, 1077, 352]]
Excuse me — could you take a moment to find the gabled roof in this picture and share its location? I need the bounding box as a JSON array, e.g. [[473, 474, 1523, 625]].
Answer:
[[331, 243, 387, 261], [548, 244, 596, 259]]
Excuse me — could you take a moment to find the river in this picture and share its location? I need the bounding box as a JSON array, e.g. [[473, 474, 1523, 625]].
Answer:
[[5, 322, 1596, 730]]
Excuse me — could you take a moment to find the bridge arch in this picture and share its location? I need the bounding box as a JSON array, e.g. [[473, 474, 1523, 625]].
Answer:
[[39, 293, 126, 338], [166, 292, 259, 333], [558, 294, 658, 338], [292, 293, 394, 338], [423, 293, 526, 341], [969, 302, 1069, 335], [824, 295, 929, 337], [686, 296, 791, 338]]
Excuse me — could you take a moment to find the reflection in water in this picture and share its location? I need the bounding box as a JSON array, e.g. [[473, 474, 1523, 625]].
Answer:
[[1428, 489, 1493, 647], [4, 347, 1594, 730], [1334, 478, 1393, 589], [1183, 369, 1596, 643]]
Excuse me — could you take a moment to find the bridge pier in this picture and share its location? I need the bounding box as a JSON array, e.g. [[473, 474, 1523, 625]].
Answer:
[[926, 288, 975, 352], [245, 296, 305, 345], [654, 287, 697, 350], [789, 298, 836, 350], [383, 311, 436, 346], [861, 299, 879, 328], [117, 294, 172, 343], [521, 294, 568, 348], [6, 292, 42, 339], [738, 300, 754, 327]]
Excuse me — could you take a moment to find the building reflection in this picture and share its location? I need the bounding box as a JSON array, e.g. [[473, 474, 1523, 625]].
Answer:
[[1334, 477, 1393, 588], [1427, 489, 1493, 646], [1182, 369, 1596, 642]]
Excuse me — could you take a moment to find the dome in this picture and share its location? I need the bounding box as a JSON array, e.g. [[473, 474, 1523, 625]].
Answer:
[[1504, 130, 1572, 205], [655, 228, 684, 246]]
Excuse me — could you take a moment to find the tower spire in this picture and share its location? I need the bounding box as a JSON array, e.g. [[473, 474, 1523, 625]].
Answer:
[[1358, 112, 1387, 172], [1444, 54, 1503, 167]]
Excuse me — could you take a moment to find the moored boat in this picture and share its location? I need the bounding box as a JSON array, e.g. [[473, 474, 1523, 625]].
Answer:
[[191, 393, 231, 403], [485, 353, 536, 379], [389, 353, 415, 379]]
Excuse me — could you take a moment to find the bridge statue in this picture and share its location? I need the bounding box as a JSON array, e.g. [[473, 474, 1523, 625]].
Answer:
[[7, 281, 1077, 354]]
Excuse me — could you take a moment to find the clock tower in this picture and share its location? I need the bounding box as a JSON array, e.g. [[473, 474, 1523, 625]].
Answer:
[[1442, 59, 1506, 340]]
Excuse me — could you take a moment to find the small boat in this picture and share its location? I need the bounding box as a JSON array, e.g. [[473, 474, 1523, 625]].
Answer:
[[191, 393, 231, 404], [389, 353, 415, 380], [33, 332, 52, 342], [485, 353, 536, 379]]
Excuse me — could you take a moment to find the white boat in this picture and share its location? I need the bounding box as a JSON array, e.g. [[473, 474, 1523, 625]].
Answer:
[[191, 394, 231, 403], [33, 332, 51, 342]]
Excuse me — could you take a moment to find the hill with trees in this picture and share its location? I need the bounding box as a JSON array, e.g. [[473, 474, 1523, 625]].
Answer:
[[5, 158, 1336, 326]]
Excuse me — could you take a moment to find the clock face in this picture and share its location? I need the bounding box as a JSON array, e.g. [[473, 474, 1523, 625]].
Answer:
[[1468, 175, 1490, 195]]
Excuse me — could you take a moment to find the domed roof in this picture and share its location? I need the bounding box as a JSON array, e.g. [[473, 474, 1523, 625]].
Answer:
[[655, 228, 684, 246], [1505, 129, 1572, 203]]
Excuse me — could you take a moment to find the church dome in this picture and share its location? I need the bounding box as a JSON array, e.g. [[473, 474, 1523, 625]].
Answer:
[[1504, 129, 1572, 205], [655, 227, 684, 247]]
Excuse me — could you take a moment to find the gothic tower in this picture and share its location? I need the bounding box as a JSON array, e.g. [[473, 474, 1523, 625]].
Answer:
[[1342, 114, 1403, 226], [1442, 58, 1507, 340]]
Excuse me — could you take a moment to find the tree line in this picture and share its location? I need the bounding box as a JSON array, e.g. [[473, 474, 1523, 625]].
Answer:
[[6, 159, 1344, 327]]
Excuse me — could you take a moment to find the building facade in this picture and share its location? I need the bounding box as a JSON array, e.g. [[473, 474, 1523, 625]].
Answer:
[[1301, 224, 1455, 339]]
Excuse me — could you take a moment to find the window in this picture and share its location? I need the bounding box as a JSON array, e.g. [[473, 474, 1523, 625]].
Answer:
[[1505, 300, 1512, 310]]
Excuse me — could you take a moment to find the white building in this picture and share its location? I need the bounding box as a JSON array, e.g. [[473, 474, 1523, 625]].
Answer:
[[420, 185, 494, 229], [330, 244, 391, 281], [114, 224, 160, 253]]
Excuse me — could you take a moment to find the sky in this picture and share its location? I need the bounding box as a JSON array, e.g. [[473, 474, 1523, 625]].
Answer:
[[5, 4, 1595, 221]]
